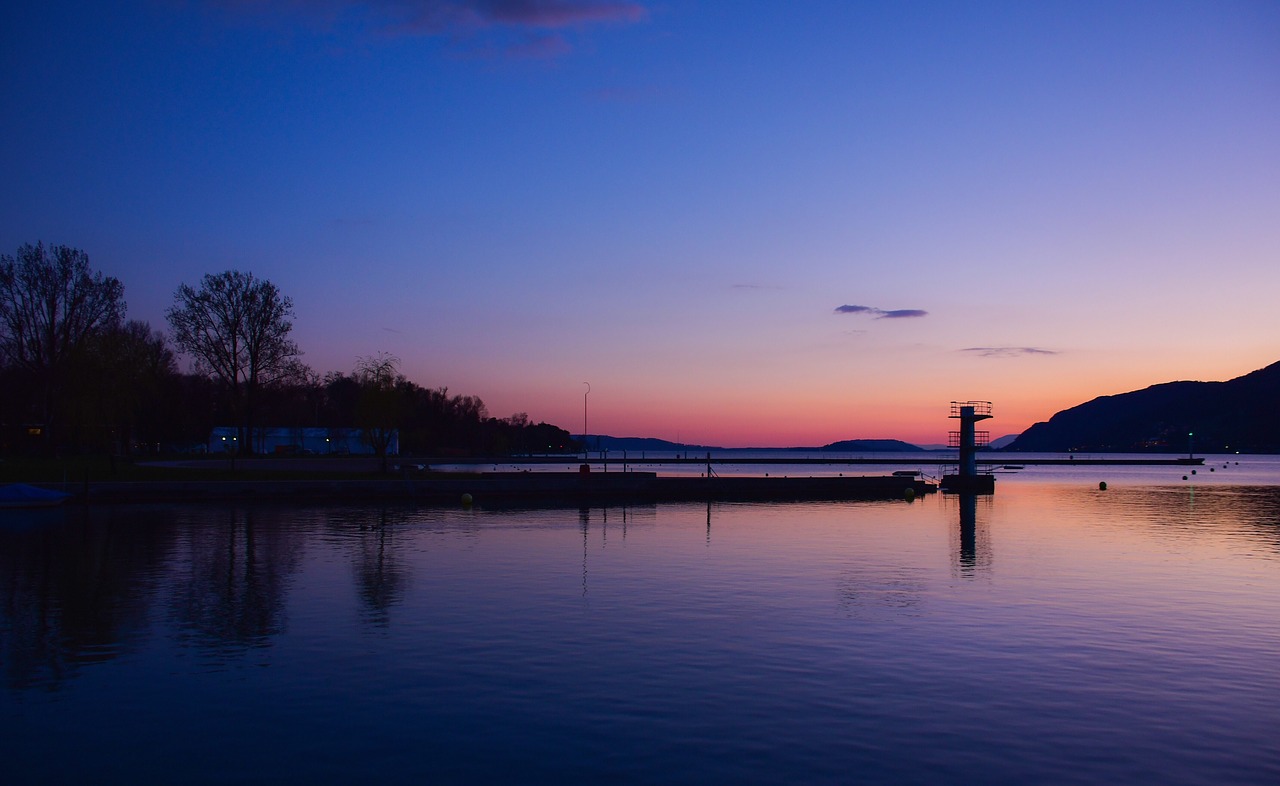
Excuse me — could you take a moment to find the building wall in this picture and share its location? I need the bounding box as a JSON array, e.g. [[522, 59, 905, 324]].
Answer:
[[208, 427, 398, 455]]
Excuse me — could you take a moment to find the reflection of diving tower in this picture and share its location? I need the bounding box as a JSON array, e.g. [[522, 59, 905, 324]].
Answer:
[[942, 401, 995, 493]]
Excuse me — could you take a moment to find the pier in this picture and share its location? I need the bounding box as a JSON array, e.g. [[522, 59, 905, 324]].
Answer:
[[427, 455, 1205, 468], [65, 472, 935, 505]]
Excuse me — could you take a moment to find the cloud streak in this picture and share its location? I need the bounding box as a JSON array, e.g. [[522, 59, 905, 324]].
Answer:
[[834, 304, 928, 319], [386, 0, 648, 33], [959, 346, 1059, 358], [211, 0, 647, 29], [207, 1, 648, 57]]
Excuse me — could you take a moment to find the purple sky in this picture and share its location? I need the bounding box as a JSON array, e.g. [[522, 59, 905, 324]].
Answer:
[[4, 1, 1278, 445]]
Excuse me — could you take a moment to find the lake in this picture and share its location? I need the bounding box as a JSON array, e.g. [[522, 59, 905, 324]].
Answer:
[[3, 456, 1279, 784]]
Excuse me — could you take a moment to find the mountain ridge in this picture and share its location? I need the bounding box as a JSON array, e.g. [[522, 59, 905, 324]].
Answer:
[[1010, 360, 1280, 452], [579, 436, 933, 452]]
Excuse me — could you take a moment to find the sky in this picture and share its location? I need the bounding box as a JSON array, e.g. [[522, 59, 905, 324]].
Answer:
[[3, 0, 1278, 447]]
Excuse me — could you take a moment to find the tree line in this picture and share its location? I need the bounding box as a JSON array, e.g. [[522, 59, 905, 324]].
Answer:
[[0, 242, 575, 459]]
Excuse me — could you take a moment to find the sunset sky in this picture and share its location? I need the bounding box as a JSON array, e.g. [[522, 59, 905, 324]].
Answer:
[[4, 1, 1278, 446]]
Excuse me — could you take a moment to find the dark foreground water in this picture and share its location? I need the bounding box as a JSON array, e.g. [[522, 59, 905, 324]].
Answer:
[[3, 465, 1280, 784]]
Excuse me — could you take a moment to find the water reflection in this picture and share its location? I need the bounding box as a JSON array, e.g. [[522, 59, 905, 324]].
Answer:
[[952, 493, 993, 578], [169, 508, 304, 652], [1016, 483, 1280, 554], [837, 566, 928, 615], [580, 507, 590, 596], [3, 487, 1279, 696], [0, 507, 174, 690], [350, 509, 412, 627]]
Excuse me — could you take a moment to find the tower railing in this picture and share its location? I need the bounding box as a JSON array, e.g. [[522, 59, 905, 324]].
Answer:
[[950, 401, 992, 418], [948, 430, 991, 448]]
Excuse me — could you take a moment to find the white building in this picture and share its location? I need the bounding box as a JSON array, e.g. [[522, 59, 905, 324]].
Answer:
[[209, 426, 398, 456]]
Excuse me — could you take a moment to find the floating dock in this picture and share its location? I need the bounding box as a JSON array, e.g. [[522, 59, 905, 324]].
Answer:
[[432, 455, 1205, 468], [64, 472, 935, 505]]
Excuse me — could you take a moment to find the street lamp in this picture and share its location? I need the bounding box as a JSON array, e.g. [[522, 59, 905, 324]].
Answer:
[[583, 382, 591, 458]]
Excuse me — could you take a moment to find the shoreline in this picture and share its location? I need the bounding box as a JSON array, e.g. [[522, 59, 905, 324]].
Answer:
[[11, 472, 936, 506]]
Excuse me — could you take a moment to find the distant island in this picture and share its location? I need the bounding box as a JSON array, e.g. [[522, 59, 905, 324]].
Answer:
[[1010, 359, 1280, 453], [819, 439, 924, 452], [579, 436, 930, 452], [580, 358, 1280, 457]]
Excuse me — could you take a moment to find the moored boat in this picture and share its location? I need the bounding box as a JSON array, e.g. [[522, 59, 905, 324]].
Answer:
[[0, 483, 72, 508]]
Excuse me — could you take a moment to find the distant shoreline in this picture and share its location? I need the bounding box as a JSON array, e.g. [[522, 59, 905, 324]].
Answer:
[[20, 472, 935, 507]]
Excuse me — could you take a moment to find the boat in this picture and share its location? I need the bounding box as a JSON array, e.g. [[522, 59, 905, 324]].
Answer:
[[0, 483, 72, 508], [1002, 464, 1025, 470], [892, 470, 921, 477]]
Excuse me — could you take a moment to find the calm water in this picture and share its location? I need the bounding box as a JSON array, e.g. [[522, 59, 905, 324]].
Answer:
[[3, 458, 1279, 784]]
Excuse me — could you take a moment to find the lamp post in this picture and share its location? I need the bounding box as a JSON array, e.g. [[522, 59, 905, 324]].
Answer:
[[583, 382, 591, 459]]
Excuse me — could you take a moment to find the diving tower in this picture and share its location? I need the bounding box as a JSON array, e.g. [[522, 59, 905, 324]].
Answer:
[[942, 401, 996, 493]]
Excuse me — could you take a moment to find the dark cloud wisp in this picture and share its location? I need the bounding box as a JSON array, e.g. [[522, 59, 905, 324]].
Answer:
[[211, 0, 648, 31], [835, 304, 928, 319], [207, 1, 647, 57], [959, 347, 1059, 358]]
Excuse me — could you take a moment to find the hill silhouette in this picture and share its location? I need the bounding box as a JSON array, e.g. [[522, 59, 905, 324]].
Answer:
[[582, 436, 928, 452], [820, 439, 924, 452], [1010, 360, 1280, 452]]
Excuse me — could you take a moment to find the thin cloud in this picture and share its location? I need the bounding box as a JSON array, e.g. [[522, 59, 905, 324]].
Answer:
[[459, 0, 647, 28], [960, 346, 1059, 358], [209, 1, 647, 32], [589, 85, 664, 104], [732, 283, 784, 291], [834, 304, 928, 319], [205, 1, 648, 57], [504, 31, 574, 58]]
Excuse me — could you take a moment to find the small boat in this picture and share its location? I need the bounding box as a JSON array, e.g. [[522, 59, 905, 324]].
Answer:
[[1002, 465, 1025, 470], [892, 470, 920, 477], [0, 483, 72, 508]]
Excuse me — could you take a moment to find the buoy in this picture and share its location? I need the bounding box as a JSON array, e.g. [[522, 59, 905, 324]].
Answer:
[[1191, 469, 1197, 475], [904, 487, 915, 501], [1099, 481, 1107, 490], [461, 493, 473, 506], [1210, 467, 1215, 472], [1182, 475, 1188, 480]]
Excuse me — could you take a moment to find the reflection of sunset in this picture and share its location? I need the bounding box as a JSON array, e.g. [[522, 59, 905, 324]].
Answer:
[[994, 482, 1280, 556], [4, 484, 1280, 783]]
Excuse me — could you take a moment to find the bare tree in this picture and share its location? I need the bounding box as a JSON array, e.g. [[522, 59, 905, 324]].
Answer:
[[0, 242, 125, 446], [355, 353, 404, 473], [167, 271, 300, 454], [88, 320, 178, 454]]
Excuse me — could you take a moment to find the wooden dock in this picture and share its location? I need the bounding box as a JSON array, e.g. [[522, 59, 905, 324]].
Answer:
[[66, 472, 935, 505], [434, 455, 1206, 468]]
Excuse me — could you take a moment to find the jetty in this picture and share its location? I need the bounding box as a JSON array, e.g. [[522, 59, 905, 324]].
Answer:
[[432, 455, 1205, 468], [57, 472, 935, 506]]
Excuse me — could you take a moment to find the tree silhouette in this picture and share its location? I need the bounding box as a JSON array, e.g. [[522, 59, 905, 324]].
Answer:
[[355, 353, 404, 473], [65, 320, 177, 454], [0, 242, 125, 449], [167, 271, 301, 454]]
